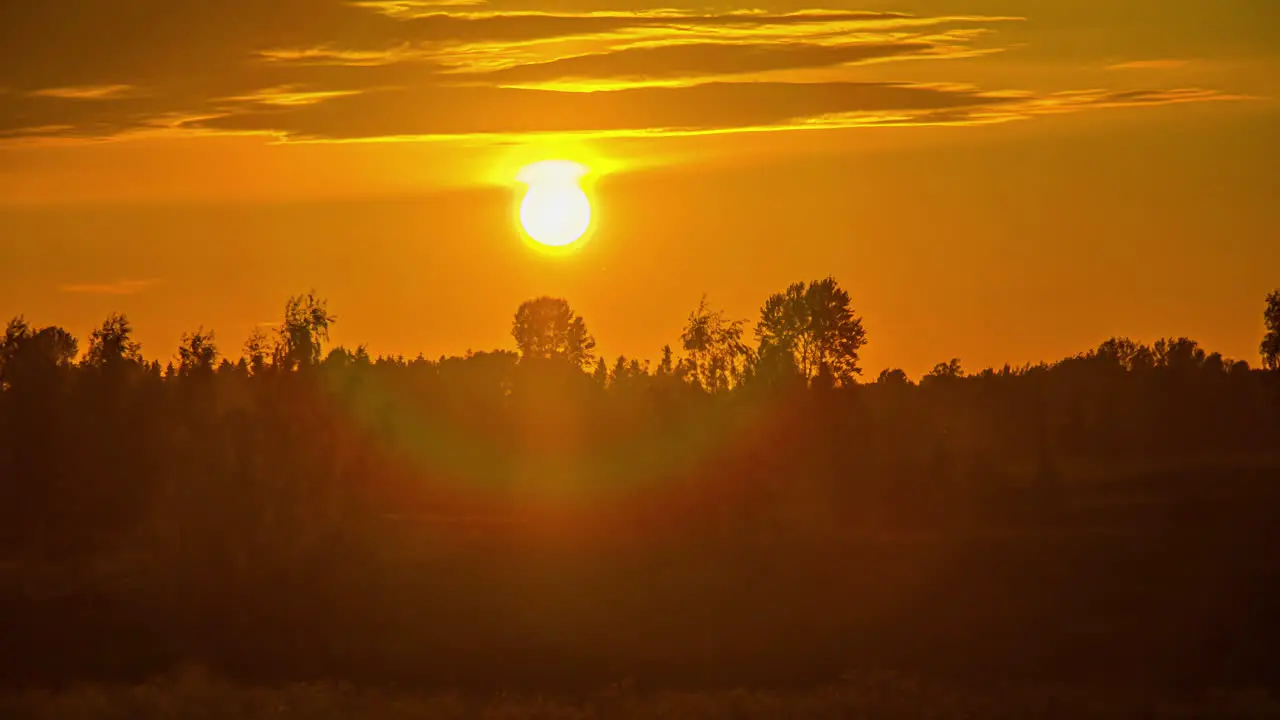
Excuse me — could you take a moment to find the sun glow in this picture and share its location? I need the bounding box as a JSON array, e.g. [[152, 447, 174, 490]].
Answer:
[[516, 160, 593, 249]]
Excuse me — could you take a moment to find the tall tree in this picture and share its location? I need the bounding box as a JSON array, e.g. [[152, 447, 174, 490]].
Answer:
[[1262, 289, 1280, 371], [0, 317, 35, 388], [1, 317, 78, 390], [925, 358, 964, 381], [592, 357, 609, 387], [511, 297, 596, 369], [274, 292, 336, 371], [752, 341, 802, 388], [1154, 337, 1206, 373], [243, 328, 272, 376], [1095, 337, 1154, 371], [325, 345, 370, 368], [609, 355, 648, 390], [84, 313, 142, 368], [0, 316, 33, 370], [681, 295, 752, 393], [755, 277, 867, 386], [656, 345, 675, 377], [176, 328, 219, 377]]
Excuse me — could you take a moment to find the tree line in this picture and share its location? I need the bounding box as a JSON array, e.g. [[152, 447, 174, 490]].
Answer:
[[1, 280, 1279, 688], [1, 278, 1278, 550], [5, 280, 1278, 394]]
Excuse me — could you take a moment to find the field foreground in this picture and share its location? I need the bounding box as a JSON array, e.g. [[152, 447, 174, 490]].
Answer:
[[3, 671, 1279, 720]]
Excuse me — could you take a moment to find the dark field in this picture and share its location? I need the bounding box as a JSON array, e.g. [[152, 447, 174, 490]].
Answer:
[[4, 670, 1280, 719], [5, 461, 1280, 718]]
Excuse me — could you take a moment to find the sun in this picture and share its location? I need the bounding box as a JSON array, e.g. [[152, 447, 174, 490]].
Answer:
[[516, 160, 592, 248]]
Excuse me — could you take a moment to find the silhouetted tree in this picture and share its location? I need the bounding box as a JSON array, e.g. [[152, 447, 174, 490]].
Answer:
[[32, 326, 78, 367], [924, 358, 964, 382], [1095, 337, 1154, 371], [1, 318, 78, 391], [609, 356, 648, 390], [756, 277, 866, 386], [751, 341, 803, 389], [243, 328, 272, 376], [592, 357, 609, 387], [1262, 289, 1280, 370], [0, 317, 32, 376], [176, 328, 218, 377], [656, 345, 675, 377], [681, 295, 751, 393], [1201, 352, 1227, 376], [875, 368, 912, 386], [1154, 337, 1205, 372], [84, 313, 142, 368], [325, 344, 371, 369], [274, 292, 336, 371], [511, 297, 595, 369]]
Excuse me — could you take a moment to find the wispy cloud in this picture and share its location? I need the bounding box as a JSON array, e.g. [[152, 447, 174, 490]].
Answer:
[[463, 41, 933, 87], [1108, 59, 1192, 70], [257, 45, 432, 67], [357, 0, 488, 15], [58, 279, 160, 296], [0, 1, 1252, 145], [1036, 87, 1243, 109], [28, 84, 140, 100], [193, 81, 1016, 139], [221, 85, 365, 107], [793, 87, 1247, 131]]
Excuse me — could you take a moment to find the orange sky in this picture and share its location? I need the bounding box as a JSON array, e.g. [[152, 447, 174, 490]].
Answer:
[[2, 0, 1277, 377]]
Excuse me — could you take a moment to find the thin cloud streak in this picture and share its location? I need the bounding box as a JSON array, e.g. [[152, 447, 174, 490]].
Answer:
[[28, 85, 141, 100], [1108, 59, 1193, 70], [466, 41, 937, 85], [221, 86, 365, 107]]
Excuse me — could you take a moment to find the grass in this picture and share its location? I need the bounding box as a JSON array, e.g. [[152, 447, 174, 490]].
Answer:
[[2, 669, 1279, 719]]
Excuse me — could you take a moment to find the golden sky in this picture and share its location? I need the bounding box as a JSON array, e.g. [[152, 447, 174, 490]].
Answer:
[[2, 0, 1277, 376]]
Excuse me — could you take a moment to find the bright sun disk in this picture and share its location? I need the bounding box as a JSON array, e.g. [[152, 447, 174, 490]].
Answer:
[[516, 160, 592, 248]]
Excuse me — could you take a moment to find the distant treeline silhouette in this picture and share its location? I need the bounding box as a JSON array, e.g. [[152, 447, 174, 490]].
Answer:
[[1, 281, 1279, 691]]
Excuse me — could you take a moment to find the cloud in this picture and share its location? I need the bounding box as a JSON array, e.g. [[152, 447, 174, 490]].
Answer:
[[410, 13, 1012, 82], [1018, 88, 1248, 116], [0, 2, 1246, 144], [365, 0, 487, 11], [797, 87, 1247, 130], [460, 41, 937, 86], [57, 279, 160, 296], [0, 3, 995, 90], [1108, 59, 1192, 70], [1056, 87, 1240, 106], [193, 81, 1018, 139], [0, 91, 195, 140], [221, 86, 365, 107], [28, 85, 141, 100]]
